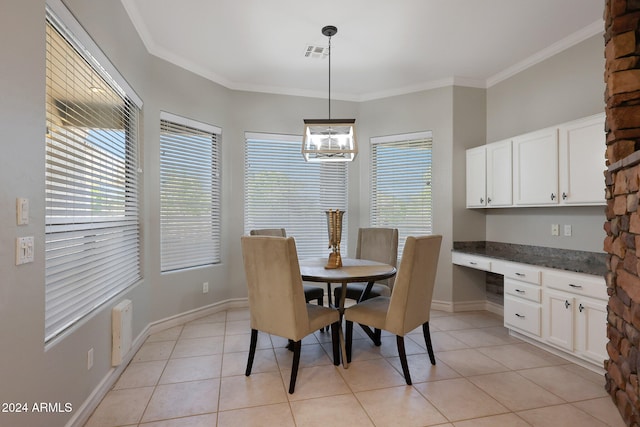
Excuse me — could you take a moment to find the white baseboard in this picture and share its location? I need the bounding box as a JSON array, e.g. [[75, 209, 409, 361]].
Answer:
[[431, 299, 503, 316], [67, 298, 249, 427]]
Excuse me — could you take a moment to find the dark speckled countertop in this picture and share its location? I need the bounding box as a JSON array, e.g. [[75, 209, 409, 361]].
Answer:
[[453, 241, 607, 276]]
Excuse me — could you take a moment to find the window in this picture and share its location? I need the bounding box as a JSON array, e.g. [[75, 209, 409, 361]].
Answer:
[[370, 131, 433, 256], [244, 133, 348, 258], [45, 5, 142, 342], [160, 113, 222, 271]]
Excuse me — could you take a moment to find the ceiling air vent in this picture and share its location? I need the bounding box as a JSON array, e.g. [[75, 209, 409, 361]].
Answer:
[[304, 45, 328, 59]]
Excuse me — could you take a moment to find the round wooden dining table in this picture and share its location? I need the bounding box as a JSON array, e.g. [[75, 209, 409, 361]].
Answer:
[[298, 257, 397, 367]]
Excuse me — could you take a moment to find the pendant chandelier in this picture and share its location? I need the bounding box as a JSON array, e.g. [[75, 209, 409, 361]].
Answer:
[[302, 25, 357, 162]]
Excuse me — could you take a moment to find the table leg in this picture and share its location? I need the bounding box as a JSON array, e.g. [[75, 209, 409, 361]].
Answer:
[[338, 282, 349, 368]]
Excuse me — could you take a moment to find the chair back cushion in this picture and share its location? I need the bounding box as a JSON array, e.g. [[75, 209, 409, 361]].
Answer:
[[249, 228, 287, 237], [241, 236, 309, 340], [385, 235, 442, 335], [356, 228, 398, 288]]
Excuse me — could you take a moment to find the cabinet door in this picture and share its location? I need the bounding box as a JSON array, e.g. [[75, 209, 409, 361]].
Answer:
[[544, 290, 574, 351], [486, 140, 512, 206], [558, 113, 606, 205], [513, 127, 559, 205], [466, 146, 486, 207], [576, 297, 608, 365]]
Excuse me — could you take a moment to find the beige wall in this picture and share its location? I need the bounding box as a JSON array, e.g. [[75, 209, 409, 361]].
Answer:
[[485, 34, 606, 253]]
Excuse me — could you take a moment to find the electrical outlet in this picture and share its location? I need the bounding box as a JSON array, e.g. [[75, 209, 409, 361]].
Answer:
[[564, 224, 572, 236], [87, 348, 94, 370], [551, 224, 559, 236], [203, 282, 209, 293]]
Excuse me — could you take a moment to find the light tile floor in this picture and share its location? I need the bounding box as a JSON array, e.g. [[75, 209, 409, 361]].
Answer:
[[84, 309, 625, 427]]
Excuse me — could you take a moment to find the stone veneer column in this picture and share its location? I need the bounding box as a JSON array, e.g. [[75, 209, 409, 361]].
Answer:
[[604, 0, 640, 424]]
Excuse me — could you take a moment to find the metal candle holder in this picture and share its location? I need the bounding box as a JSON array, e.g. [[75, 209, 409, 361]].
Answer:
[[325, 209, 344, 269]]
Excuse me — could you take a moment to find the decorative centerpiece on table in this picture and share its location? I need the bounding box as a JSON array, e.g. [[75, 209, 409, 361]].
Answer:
[[325, 209, 344, 269]]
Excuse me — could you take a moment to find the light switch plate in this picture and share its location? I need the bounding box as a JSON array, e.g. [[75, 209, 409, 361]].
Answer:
[[564, 224, 572, 236], [17, 198, 29, 225], [16, 236, 34, 265], [551, 224, 559, 236]]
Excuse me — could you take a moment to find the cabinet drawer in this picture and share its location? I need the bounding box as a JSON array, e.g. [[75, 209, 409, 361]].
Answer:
[[504, 279, 541, 303], [500, 262, 541, 284], [504, 296, 541, 336], [452, 252, 491, 271], [543, 269, 607, 301]]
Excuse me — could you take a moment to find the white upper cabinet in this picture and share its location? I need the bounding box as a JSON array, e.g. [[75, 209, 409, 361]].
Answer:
[[486, 139, 512, 207], [466, 140, 512, 208], [558, 113, 606, 205], [513, 127, 559, 206], [466, 145, 486, 207], [465, 112, 606, 209]]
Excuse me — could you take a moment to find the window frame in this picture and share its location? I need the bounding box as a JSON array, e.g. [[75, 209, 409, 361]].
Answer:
[[159, 112, 222, 272], [369, 131, 433, 256], [244, 132, 348, 258]]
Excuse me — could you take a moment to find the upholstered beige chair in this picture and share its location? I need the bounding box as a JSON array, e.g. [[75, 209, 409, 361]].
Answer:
[[344, 235, 442, 385], [333, 228, 398, 305], [250, 228, 325, 306], [241, 235, 340, 393]]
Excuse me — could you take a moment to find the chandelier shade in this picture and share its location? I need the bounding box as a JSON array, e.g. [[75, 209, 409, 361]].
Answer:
[[302, 26, 357, 162], [302, 119, 357, 162]]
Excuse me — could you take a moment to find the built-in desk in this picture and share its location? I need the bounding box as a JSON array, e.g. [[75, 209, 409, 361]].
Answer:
[[453, 241, 608, 372]]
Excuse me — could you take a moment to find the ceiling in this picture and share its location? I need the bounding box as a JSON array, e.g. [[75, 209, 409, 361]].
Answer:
[[121, 0, 605, 102]]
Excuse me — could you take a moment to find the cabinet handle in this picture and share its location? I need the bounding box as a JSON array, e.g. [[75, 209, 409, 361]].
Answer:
[[515, 313, 525, 318], [564, 300, 571, 309], [515, 289, 525, 294], [568, 284, 582, 289], [469, 261, 477, 265], [487, 197, 492, 204], [480, 197, 484, 204], [551, 193, 556, 200], [579, 303, 584, 313], [562, 192, 568, 200], [515, 272, 525, 277]]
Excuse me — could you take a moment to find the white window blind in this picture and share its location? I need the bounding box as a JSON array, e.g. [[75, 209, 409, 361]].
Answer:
[[45, 10, 141, 342], [244, 133, 348, 258], [160, 113, 222, 272], [370, 131, 433, 256]]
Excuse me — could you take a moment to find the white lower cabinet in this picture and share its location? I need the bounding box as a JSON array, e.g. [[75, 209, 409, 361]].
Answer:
[[452, 252, 608, 369], [501, 262, 542, 337], [541, 270, 608, 367]]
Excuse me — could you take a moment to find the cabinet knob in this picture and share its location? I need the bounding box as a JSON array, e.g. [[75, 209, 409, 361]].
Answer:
[[487, 197, 492, 204], [579, 303, 584, 313], [551, 193, 556, 200], [562, 192, 568, 200], [480, 197, 484, 204], [564, 300, 571, 309]]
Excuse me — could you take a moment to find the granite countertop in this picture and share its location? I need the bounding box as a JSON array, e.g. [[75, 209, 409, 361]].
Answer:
[[453, 241, 607, 276]]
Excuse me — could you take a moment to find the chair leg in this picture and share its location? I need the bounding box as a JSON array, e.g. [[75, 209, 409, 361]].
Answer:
[[331, 322, 340, 365], [345, 320, 354, 363], [374, 328, 382, 346], [396, 335, 412, 385], [317, 297, 325, 333], [326, 282, 333, 307], [245, 329, 258, 376], [422, 322, 436, 365], [289, 340, 302, 394]]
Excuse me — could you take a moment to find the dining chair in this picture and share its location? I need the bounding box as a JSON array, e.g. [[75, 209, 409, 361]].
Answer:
[[250, 228, 325, 307], [333, 227, 398, 305], [241, 235, 341, 393], [343, 234, 442, 385]]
